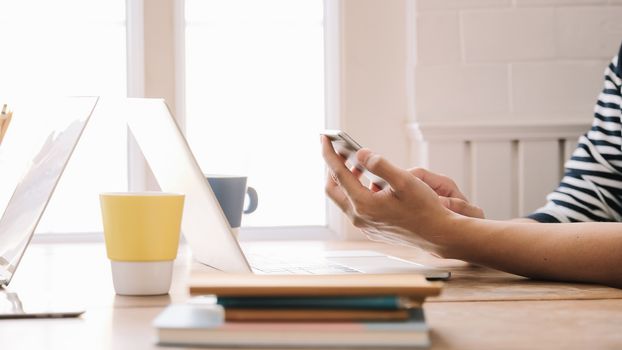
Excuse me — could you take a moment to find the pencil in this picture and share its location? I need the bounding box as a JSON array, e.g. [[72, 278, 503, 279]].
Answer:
[[0, 104, 6, 128], [0, 104, 7, 143], [0, 104, 12, 144]]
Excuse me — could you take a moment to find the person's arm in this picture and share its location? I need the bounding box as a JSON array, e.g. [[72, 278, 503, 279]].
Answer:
[[446, 218, 622, 287], [321, 136, 622, 288]]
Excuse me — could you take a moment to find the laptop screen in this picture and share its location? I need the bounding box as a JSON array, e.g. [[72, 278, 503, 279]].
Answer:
[[123, 99, 251, 273], [0, 97, 97, 285]]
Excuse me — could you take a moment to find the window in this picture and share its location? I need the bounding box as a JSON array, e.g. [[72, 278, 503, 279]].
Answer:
[[185, 0, 326, 227], [0, 0, 128, 234], [0, 0, 331, 237]]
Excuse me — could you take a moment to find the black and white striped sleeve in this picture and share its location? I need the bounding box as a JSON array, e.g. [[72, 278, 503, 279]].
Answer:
[[528, 44, 622, 223]]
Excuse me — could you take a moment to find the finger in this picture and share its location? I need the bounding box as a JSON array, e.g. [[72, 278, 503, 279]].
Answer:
[[325, 169, 352, 213], [356, 149, 412, 194], [351, 165, 364, 180], [326, 182, 351, 213], [410, 168, 467, 201], [321, 136, 370, 201], [439, 196, 485, 219], [333, 165, 364, 184]]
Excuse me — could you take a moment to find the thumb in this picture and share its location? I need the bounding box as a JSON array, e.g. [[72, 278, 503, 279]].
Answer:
[[357, 149, 411, 193]]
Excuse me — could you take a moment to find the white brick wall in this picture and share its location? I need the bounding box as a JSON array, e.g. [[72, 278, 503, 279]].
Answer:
[[415, 0, 511, 11], [415, 11, 461, 65], [462, 8, 556, 62], [514, 0, 607, 6], [515, 0, 607, 6], [556, 7, 622, 58], [412, 0, 621, 123], [415, 64, 509, 120], [511, 62, 605, 115]]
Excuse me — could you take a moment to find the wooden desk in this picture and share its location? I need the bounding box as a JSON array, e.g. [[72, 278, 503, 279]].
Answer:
[[2, 241, 622, 350]]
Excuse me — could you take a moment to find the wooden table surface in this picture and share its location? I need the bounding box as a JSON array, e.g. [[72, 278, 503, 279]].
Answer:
[[2, 240, 622, 350]]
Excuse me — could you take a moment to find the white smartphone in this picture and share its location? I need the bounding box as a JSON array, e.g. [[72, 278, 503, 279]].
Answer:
[[321, 130, 388, 189]]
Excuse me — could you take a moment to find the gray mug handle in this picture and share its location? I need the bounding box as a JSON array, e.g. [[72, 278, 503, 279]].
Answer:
[[244, 186, 258, 214]]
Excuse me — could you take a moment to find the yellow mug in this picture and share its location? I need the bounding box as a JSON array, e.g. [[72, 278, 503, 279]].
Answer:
[[100, 192, 184, 295]]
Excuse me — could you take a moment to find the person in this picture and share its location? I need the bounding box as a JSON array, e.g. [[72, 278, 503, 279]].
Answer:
[[321, 44, 622, 289]]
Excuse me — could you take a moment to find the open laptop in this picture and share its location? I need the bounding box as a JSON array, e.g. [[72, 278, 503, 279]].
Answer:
[[0, 97, 449, 300], [0, 97, 97, 317], [123, 99, 450, 280]]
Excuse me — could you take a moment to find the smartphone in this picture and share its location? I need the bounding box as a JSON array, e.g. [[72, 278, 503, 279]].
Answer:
[[321, 130, 388, 189]]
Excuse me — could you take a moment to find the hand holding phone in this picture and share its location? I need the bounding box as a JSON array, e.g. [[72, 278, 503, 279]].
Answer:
[[321, 130, 388, 190]]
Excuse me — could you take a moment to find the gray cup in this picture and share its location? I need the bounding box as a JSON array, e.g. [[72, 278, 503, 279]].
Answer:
[[206, 175, 258, 229]]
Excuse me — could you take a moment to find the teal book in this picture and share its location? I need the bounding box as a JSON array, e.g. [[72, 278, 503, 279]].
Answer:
[[216, 295, 415, 310], [153, 303, 430, 348]]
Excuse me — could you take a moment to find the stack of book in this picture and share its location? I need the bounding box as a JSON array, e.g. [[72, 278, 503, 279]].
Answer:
[[154, 274, 442, 348]]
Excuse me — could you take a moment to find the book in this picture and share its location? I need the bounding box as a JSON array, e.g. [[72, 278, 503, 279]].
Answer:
[[214, 295, 422, 321], [189, 273, 442, 298], [188, 295, 420, 322], [216, 295, 421, 310], [223, 308, 412, 322], [153, 303, 430, 348]]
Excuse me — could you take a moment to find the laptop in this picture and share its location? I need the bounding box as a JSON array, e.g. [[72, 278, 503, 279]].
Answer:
[[123, 99, 450, 280], [0, 97, 98, 318], [0, 97, 449, 304]]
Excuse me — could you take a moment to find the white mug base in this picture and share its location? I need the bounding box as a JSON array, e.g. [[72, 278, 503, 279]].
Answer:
[[110, 260, 173, 296]]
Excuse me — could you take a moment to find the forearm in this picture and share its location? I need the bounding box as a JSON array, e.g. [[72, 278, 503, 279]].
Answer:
[[442, 216, 622, 288], [509, 218, 537, 223]]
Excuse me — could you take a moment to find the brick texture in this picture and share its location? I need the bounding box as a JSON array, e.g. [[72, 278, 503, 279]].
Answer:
[[415, 0, 512, 11], [411, 1, 620, 124], [462, 8, 555, 62], [415, 64, 509, 120], [556, 7, 622, 59], [512, 62, 606, 115], [516, 0, 607, 6], [416, 12, 461, 65]]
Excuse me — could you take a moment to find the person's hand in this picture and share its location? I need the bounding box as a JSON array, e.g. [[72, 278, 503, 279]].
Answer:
[[368, 165, 484, 219], [321, 136, 458, 255], [408, 168, 485, 219]]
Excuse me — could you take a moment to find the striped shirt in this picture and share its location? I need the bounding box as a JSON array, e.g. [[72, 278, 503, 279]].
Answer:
[[528, 44, 622, 223]]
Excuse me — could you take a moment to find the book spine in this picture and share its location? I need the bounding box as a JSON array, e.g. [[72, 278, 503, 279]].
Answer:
[[217, 295, 404, 310]]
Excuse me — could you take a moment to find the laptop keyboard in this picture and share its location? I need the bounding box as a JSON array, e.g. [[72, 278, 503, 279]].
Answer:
[[247, 253, 362, 275]]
